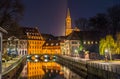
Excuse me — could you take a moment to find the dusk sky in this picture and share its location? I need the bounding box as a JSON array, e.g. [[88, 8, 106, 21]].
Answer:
[[20, 0, 120, 36]]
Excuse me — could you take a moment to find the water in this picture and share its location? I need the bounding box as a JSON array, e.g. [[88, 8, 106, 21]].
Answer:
[[19, 59, 82, 79]]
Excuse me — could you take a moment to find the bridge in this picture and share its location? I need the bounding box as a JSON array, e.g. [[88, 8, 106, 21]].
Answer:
[[26, 54, 58, 62]]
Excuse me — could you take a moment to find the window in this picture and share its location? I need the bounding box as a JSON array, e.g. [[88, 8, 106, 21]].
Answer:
[[88, 41, 90, 44], [83, 41, 86, 44], [72, 41, 77, 44], [56, 43, 58, 45]]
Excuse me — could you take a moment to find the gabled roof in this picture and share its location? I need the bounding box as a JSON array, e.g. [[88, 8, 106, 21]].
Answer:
[[41, 33, 57, 40], [66, 31, 81, 40], [21, 27, 44, 40]]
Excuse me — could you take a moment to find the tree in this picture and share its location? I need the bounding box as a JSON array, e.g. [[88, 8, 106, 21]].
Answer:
[[88, 13, 109, 33], [107, 4, 120, 36], [99, 35, 116, 60], [0, 0, 24, 36], [75, 17, 88, 31], [115, 33, 120, 54]]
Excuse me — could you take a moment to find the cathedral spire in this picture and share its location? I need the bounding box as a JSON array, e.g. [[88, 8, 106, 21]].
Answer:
[[65, 8, 72, 36], [67, 8, 70, 18]]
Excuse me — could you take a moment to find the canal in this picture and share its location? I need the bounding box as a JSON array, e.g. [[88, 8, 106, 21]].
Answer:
[[19, 56, 84, 79], [18, 55, 120, 79]]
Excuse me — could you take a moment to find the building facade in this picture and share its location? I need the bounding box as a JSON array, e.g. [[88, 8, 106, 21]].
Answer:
[[22, 27, 45, 55], [18, 39, 27, 55], [42, 40, 61, 55], [64, 31, 100, 57]]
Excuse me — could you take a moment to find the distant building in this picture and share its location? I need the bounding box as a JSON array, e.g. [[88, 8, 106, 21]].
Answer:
[[42, 34, 61, 55], [65, 8, 80, 36], [18, 39, 27, 56], [64, 31, 100, 56], [7, 36, 19, 56]]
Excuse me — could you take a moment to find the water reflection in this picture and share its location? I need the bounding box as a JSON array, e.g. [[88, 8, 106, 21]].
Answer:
[[20, 60, 82, 79]]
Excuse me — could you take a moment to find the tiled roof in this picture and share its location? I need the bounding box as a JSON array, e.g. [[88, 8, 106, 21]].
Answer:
[[43, 40, 60, 46], [41, 33, 57, 40], [21, 27, 43, 40], [66, 31, 101, 41]]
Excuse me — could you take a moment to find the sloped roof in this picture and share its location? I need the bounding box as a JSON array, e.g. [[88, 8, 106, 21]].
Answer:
[[41, 33, 57, 40], [66, 31, 101, 41], [21, 27, 44, 40], [0, 27, 7, 34], [66, 31, 81, 40], [43, 40, 60, 47]]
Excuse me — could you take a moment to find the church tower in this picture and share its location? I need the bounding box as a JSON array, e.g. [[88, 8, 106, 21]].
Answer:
[[65, 8, 73, 36]]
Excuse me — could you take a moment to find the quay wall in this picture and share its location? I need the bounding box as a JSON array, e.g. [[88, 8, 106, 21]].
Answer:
[[56, 55, 120, 79]]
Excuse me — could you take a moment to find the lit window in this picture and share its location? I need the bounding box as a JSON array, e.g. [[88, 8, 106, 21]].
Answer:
[[91, 41, 93, 44], [46, 43, 48, 45], [88, 41, 90, 44], [56, 43, 58, 45], [83, 41, 86, 44], [95, 41, 98, 44], [51, 43, 53, 46]]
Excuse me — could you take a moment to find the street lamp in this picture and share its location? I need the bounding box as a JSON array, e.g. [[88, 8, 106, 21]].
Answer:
[[105, 49, 108, 61], [74, 49, 78, 58]]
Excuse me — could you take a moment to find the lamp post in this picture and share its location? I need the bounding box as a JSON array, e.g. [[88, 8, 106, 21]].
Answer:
[[105, 49, 108, 61], [75, 49, 78, 58]]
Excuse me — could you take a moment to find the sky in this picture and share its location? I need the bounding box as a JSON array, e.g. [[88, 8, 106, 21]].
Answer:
[[20, 0, 120, 36]]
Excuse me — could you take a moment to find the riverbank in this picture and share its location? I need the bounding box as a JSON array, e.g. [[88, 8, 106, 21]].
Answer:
[[2, 55, 26, 79], [57, 55, 120, 79], [2, 56, 22, 72]]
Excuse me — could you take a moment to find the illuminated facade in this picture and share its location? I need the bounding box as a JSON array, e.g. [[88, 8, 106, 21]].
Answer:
[[65, 8, 80, 36], [64, 31, 100, 56], [65, 8, 73, 36], [65, 32, 81, 56], [42, 40, 61, 55], [18, 39, 27, 55], [22, 27, 45, 55]]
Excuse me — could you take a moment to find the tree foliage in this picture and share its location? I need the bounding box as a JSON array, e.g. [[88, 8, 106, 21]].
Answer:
[[116, 33, 120, 54], [75, 17, 88, 31], [107, 4, 120, 35], [0, 0, 24, 36], [99, 35, 117, 56], [89, 13, 109, 32], [75, 4, 120, 37]]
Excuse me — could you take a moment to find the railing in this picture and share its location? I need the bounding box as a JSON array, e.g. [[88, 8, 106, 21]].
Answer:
[[87, 62, 120, 79], [57, 55, 120, 79]]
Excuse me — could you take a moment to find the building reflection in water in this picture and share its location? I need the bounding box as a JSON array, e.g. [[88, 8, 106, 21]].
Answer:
[[20, 61, 63, 79], [62, 66, 83, 79], [20, 59, 82, 79]]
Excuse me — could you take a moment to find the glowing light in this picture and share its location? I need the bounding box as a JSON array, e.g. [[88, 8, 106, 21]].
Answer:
[[44, 55, 48, 58], [35, 55, 39, 58], [34, 59, 38, 62], [44, 59, 48, 62]]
